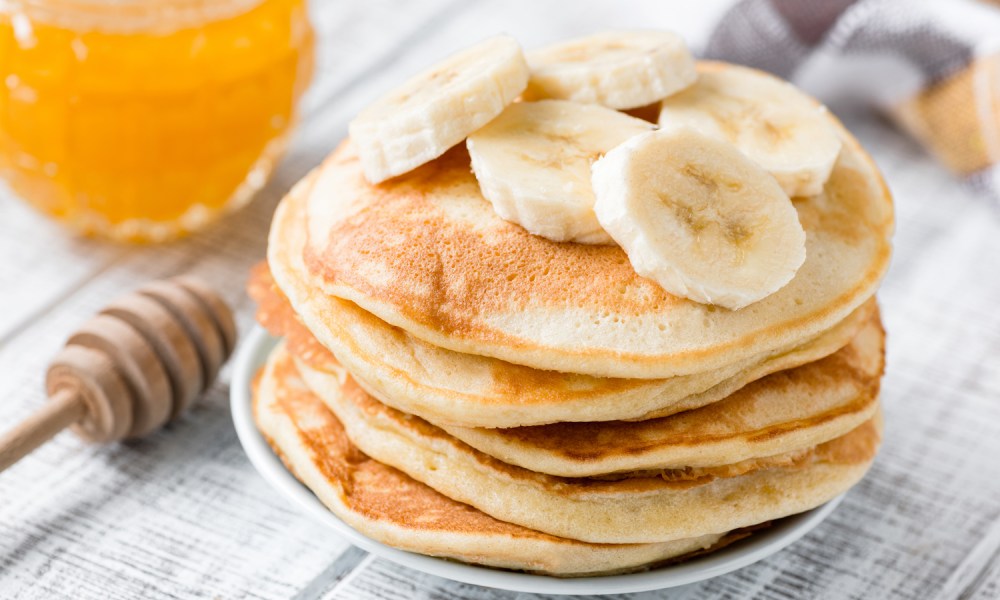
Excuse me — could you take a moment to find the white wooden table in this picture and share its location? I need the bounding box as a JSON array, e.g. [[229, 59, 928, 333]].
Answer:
[[1, 2, 999, 598]]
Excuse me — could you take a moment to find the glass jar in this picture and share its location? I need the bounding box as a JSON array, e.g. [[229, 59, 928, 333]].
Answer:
[[0, 0, 314, 242]]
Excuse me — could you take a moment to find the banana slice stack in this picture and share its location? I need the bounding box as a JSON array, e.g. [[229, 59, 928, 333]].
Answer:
[[348, 30, 843, 310]]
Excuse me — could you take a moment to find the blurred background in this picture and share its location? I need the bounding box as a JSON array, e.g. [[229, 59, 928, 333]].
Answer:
[[0, 1, 998, 598]]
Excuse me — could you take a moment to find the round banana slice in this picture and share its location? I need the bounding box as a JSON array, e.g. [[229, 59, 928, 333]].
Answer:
[[523, 30, 696, 110], [467, 100, 654, 244], [658, 64, 842, 197], [592, 128, 806, 310], [348, 35, 529, 184]]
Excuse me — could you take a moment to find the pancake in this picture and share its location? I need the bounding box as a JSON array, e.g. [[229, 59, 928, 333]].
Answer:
[[263, 194, 876, 426], [293, 346, 882, 544], [254, 344, 754, 576], [442, 311, 884, 477], [295, 62, 893, 379], [255, 260, 884, 477]]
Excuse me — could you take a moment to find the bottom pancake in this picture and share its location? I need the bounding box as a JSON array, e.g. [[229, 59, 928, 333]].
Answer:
[[293, 350, 882, 544], [255, 343, 756, 576]]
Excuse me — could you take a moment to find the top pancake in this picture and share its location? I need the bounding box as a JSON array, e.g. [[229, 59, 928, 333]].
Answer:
[[298, 62, 893, 378], [261, 192, 873, 427]]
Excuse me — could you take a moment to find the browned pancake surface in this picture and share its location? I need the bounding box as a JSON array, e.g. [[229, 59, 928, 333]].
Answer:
[[252, 262, 883, 476], [296, 78, 893, 380], [252, 348, 777, 575], [260, 351, 554, 538]]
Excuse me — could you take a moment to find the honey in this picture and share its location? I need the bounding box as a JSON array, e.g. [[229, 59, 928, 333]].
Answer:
[[0, 0, 314, 241]]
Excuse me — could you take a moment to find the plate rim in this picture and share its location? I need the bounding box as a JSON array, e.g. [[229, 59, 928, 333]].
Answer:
[[230, 325, 845, 595]]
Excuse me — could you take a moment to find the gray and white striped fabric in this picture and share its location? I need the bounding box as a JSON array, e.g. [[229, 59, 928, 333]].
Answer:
[[705, 0, 1000, 201]]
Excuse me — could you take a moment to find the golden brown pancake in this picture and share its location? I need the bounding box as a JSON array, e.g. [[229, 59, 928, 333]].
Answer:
[[293, 63, 893, 379], [254, 344, 759, 576], [261, 204, 876, 427], [292, 344, 882, 544], [252, 262, 882, 476], [442, 312, 885, 477]]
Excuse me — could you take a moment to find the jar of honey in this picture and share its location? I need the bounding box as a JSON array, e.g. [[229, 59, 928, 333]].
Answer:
[[0, 0, 314, 242]]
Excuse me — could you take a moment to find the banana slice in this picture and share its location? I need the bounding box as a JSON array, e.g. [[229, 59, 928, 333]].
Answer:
[[467, 100, 654, 244], [349, 35, 529, 184], [523, 31, 697, 110], [658, 65, 842, 197], [592, 128, 806, 310]]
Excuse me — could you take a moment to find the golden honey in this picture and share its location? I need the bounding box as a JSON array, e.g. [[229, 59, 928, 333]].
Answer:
[[0, 0, 314, 241]]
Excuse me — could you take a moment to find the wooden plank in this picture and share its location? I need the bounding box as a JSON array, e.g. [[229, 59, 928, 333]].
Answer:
[[937, 518, 1000, 599], [291, 546, 370, 600], [326, 557, 516, 600], [0, 197, 122, 344]]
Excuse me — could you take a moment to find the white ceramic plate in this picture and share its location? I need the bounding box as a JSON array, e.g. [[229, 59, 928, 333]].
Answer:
[[231, 326, 844, 595]]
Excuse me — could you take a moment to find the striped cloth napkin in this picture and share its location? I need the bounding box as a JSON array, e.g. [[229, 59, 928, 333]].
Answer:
[[704, 0, 1000, 200]]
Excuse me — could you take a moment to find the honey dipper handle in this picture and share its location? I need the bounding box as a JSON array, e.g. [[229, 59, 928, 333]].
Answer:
[[0, 389, 85, 473]]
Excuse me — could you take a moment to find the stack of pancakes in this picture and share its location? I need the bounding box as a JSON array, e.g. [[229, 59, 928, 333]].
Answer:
[[249, 68, 893, 578]]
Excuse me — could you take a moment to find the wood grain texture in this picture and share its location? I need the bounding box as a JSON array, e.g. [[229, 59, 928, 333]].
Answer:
[[1, 1, 999, 599], [0, 389, 84, 473]]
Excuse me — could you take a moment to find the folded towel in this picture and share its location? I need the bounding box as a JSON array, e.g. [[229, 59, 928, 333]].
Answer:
[[705, 0, 1000, 199]]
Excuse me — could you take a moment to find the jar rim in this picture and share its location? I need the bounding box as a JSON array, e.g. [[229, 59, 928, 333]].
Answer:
[[2, 0, 267, 33]]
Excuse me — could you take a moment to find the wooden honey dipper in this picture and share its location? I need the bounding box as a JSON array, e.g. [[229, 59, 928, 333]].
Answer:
[[0, 276, 237, 472]]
